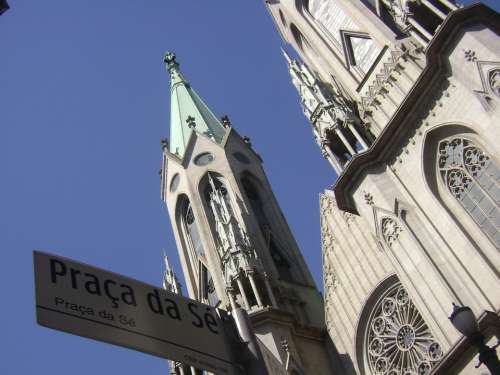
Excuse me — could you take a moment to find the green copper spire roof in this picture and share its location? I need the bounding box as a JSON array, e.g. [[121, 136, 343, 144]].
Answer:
[[164, 52, 226, 157]]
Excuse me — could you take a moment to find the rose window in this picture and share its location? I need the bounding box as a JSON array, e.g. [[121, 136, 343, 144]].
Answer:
[[365, 283, 443, 375]]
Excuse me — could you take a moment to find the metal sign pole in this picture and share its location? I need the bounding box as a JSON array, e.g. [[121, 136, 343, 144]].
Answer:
[[231, 306, 269, 375]]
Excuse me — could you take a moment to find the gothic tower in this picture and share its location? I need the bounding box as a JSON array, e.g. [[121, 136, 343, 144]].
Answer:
[[159, 52, 336, 374], [265, 2, 500, 375], [265, 0, 461, 175]]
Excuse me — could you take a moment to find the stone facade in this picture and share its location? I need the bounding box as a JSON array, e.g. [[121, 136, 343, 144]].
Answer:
[[265, 1, 500, 374]]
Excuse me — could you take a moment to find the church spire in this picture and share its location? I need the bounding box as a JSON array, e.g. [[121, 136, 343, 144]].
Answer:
[[164, 52, 226, 158], [162, 251, 181, 295]]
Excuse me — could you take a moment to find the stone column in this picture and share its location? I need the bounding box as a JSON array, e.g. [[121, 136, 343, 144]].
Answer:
[[421, 0, 446, 19], [409, 29, 428, 48], [347, 123, 368, 150], [236, 278, 251, 309], [334, 128, 356, 156], [408, 18, 433, 40], [322, 146, 343, 175], [437, 0, 457, 10], [248, 273, 264, 308], [227, 287, 237, 310]]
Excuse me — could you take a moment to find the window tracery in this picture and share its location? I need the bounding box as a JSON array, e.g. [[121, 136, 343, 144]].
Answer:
[[308, 0, 380, 75], [488, 69, 500, 98], [438, 137, 500, 248], [381, 217, 402, 247], [365, 282, 443, 375], [242, 176, 295, 282]]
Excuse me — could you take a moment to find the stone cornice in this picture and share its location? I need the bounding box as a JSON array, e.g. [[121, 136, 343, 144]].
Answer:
[[332, 4, 500, 213]]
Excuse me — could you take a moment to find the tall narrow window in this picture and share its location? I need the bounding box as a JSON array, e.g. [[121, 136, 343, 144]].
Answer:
[[200, 264, 220, 307], [242, 176, 294, 282], [308, 0, 380, 75], [308, 0, 358, 46], [184, 203, 205, 257], [438, 137, 500, 248], [204, 174, 242, 254]]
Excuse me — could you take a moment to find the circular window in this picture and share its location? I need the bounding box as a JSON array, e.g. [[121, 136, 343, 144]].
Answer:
[[194, 152, 215, 166], [170, 173, 180, 192], [364, 282, 443, 375], [233, 152, 250, 164]]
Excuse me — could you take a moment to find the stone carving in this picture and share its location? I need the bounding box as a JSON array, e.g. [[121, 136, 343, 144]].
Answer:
[[489, 69, 500, 98], [389, 77, 455, 172], [438, 137, 500, 247], [359, 47, 407, 116], [472, 59, 500, 107], [381, 217, 402, 247], [324, 266, 337, 291], [206, 173, 262, 282], [364, 191, 374, 206], [464, 49, 477, 62], [320, 194, 335, 216], [186, 115, 196, 129], [366, 283, 443, 375], [343, 211, 355, 226], [380, 0, 413, 33]]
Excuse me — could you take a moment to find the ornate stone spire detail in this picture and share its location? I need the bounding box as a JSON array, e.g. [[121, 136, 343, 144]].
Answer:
[[164, 51, 227, 157], [206, 173, 262, 284], [162, 252, 181, 295], [282, 49, 370, 174]]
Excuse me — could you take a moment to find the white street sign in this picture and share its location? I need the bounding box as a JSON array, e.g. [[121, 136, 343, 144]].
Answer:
[[33, 251, 239, 375]]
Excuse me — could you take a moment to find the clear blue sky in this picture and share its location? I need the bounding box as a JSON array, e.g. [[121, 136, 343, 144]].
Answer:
[[1, 1, 497, 374]]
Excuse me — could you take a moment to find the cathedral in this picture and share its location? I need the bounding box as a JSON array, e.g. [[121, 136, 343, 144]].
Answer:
[[159, 52, 337, 374], [264, 1, 500, 375], [159, 1, 499, 374]]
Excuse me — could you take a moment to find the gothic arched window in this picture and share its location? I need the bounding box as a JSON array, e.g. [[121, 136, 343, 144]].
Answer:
[[242, 176, 294, 282], [307, 0, 380, 75], [199, 263, 219, 307], [176, 196, 206, 288], [183, 202, 205, 258], [363, 281, 443, 375], [438, 137, 500, 248], [203, 174, 238, 252]]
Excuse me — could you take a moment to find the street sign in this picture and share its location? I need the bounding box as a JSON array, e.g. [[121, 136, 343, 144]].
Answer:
[[33, 251, 238, 375]]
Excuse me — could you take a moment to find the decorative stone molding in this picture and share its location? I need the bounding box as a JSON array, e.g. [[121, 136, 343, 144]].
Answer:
[[381, 217, 402, 247], [489, 69, 500, 98], [342, 211, 355, 226], [206, 173, 263, 284], [464, 49, 477, 62], [462, 50, 500, 108], [364, 191, 375, 206], [320, 193, 335, 216], [359, 46, 415, 118], [388, 77, 456, 172], [324, 264, 337, 290]]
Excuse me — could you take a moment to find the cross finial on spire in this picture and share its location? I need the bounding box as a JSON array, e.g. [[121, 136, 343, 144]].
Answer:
[[164, 51, 179, 73], [221, 115, 231, 128], [186, 115, 196, 129]]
